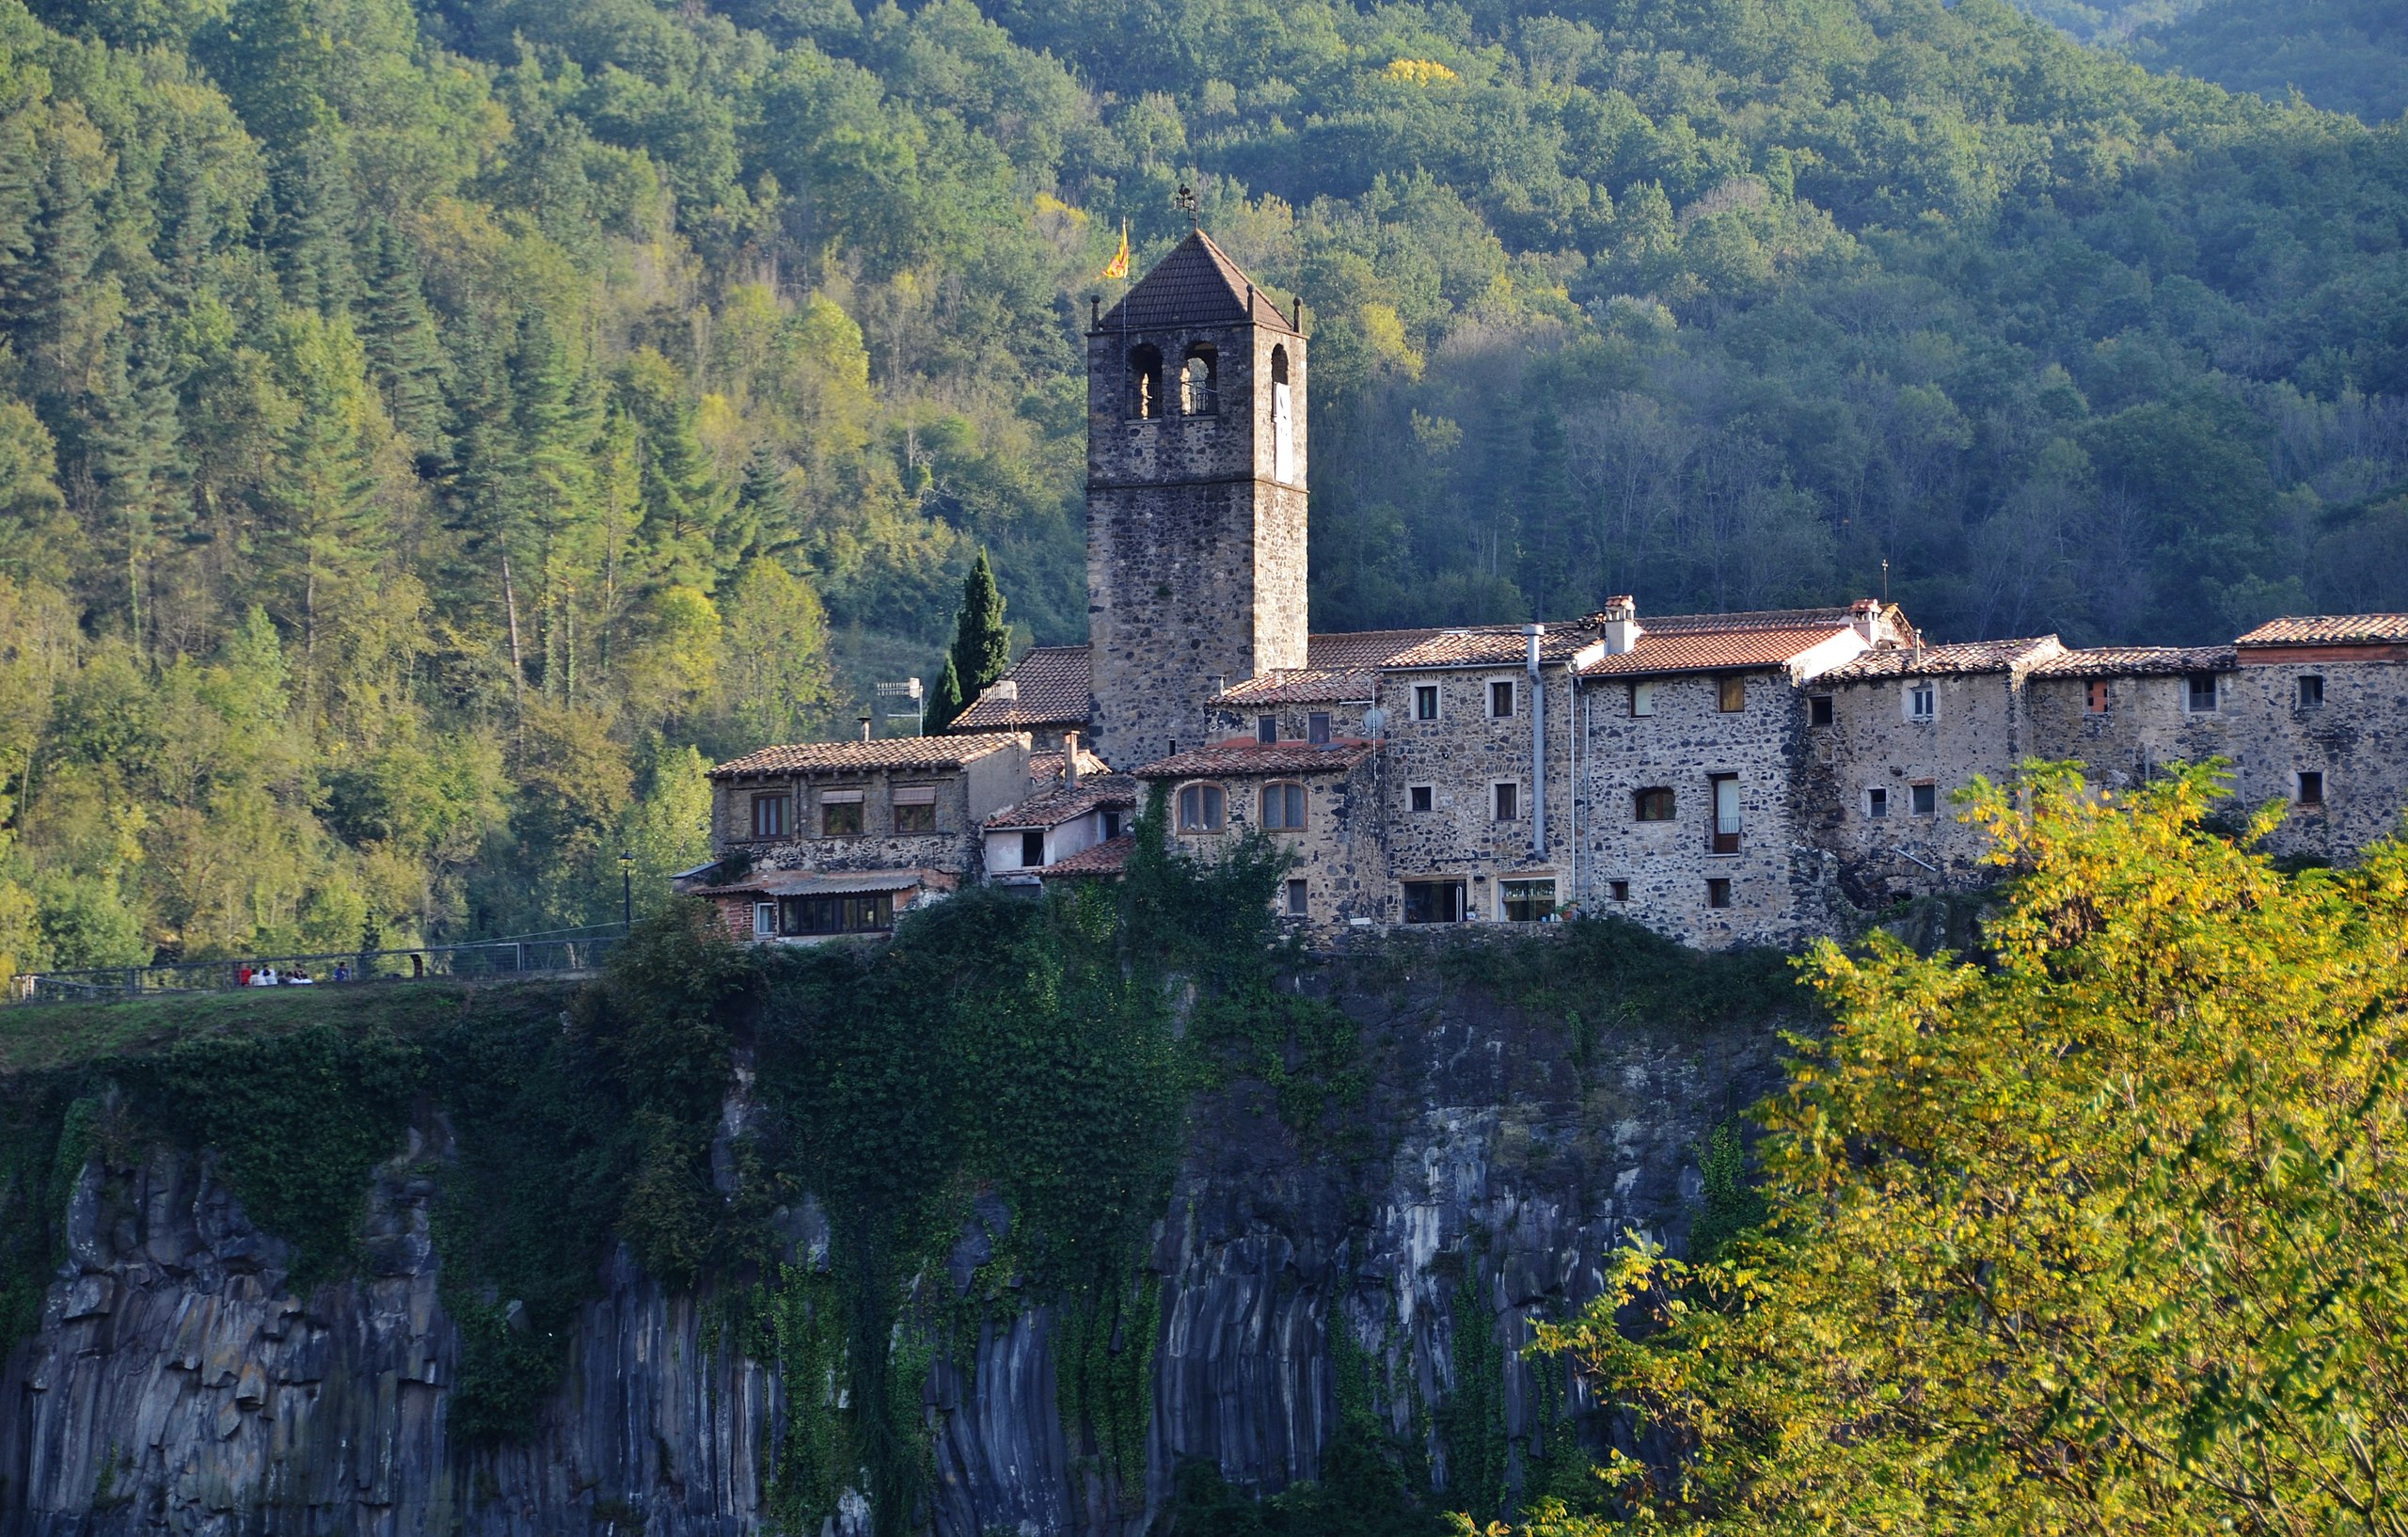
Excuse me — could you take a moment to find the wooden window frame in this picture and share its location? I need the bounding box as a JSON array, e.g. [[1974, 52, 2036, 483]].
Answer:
[[1177, 783, 1227, 833], [1261, 782, 1307, 831]]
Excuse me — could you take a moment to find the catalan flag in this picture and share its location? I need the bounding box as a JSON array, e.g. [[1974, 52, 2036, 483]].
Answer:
[[1100, 220, 1130, 281]]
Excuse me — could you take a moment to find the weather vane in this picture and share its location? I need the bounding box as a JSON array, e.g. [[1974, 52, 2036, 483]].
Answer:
[[1174, 183, 1199, 227]]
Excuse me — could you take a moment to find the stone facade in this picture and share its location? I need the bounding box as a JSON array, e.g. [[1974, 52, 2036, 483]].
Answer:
[[1085, 232, 1308, 768], [1137, 741, 1388, 928], [877, 229, 2408, 949]]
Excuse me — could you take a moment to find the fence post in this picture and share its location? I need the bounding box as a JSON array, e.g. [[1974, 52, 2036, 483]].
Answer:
[[514, 942, 525, 973]]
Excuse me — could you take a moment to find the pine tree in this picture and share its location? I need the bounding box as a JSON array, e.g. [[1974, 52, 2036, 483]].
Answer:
[[734, 443, 798, 560], [358, 221, 450, 467], [86, 320, 182, 649], [18, 127, 100, 401], [948, 548, 1010, 707]]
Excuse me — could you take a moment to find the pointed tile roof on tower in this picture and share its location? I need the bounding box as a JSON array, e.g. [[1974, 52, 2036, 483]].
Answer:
[[1097, 230, 1301, 334]]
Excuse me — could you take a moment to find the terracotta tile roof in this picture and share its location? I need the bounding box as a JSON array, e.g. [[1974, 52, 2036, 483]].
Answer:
[[1307, 627, 1450, 669], [1212, 669, 1379, 705], [1099, 230, 1300, 334], [2234, 614, 2408, 646], [688, 868, 951, 898], [1380, 626, 1599, 670], [1580, 625, 1857, 677], [710, 734, 1024, 779], [1039, 836, 1134, 879], [951, 646, 1092, 731], [1029, 746, 1113, 785], [984, 775, 1140, 831], [1821, 637, 2064, 679], [1638, 605, 1861, 633], [2030, 645, 2236, 676], [1132, 739, 1374, 779]]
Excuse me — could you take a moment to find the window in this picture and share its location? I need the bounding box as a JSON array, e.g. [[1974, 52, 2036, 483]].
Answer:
[[1710, 773, 1741, 854], [2087, 679, 2111, 714], [1402, 880, 1465, 924], [1489, 679, 1516, 718], [1609, 879, 1631, 902], [1178, 783, 1226, 832], [1706, 878, 1733, 909], [753, 902, 777, 939], [1501, 879, 1557, 923], [1628, 682, 1654, 718], [1865, 786, 1889, 820], [1909, 681, 1936, 721], [1271, 345, 1295, 482], [1258, 714, 1278, 744], [1180, 344, 1218, 414], [893, 784, 937, 834], [2298, 674, 2325, 708], [1493, 782, 1519, 822], [1910, 782, 1938, 816], [751, 793, 790, 838], [1261, 783, 1307, 830], [821, 790, 863, 836], [1718, 674, 1745, 713], [1414, 684, 1440, 721], [1409, 784, 1434, 814], [778, 892, 894, 936], [2187, 673, 2219, 713], [1128, 344, 1164, 419], [1284, 879, 1308, 918], [1101, 810, 1123, 840], [2297, 770, 2324, 806], [1307, 712, 1331, 744], [1021, 830, 1046, 868], [1634, 786, 1675, 822], [1809, 694, 1834, 727]]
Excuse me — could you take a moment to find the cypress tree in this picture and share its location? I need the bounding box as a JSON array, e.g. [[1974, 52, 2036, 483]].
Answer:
[[926, 652, 963, 732], [946, 548, 1010, 715]]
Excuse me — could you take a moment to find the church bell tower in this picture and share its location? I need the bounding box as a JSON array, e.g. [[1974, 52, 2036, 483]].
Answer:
[[1085, 230, 1308, 768]]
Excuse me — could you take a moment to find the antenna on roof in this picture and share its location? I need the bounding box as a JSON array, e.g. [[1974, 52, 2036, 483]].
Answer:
[[1174, 183, 1199, 229], [1881, 558, 1891, 603]]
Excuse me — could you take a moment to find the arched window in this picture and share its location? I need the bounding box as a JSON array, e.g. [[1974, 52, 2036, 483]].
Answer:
[[1178, 783, 1227, 832], [1634, 786, 1675, 821], [1129, 344, 1164, 419], [1270, 343, 1294, 480], [1181, 344, 1218, 414], [1260, 782, 1306, 830]]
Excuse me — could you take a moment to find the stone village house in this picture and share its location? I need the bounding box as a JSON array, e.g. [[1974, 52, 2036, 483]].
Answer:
[[690, 230, 2408, 947]]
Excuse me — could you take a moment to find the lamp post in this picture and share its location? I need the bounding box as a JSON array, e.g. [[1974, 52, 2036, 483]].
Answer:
[[620, 850, 634, 932]]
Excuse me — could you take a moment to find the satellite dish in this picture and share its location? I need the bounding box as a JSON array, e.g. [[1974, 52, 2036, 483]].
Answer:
[[1362, 706, 1387, 740]]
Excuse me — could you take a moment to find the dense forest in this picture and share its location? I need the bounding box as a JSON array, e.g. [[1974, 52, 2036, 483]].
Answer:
[[2128, 0, 2408, 124], [0, 0, 2403, 967]]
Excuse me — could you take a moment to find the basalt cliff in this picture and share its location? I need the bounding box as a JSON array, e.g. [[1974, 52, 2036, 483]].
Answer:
[[0, 948, 1786, 1535]]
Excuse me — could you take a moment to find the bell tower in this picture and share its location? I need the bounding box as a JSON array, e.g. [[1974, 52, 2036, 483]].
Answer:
[[1085, 230, 1308, 768]]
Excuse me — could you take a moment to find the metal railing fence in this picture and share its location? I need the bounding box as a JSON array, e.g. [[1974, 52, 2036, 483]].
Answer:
[[8, 927, 626, 1006]]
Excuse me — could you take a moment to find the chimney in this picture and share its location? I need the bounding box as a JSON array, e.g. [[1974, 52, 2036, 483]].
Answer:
[[859, 716, 873, 742], [1850, 596, 1882, 642], [1063, 732, 1081, 791], [1597, 595, 1640, 656], [1525, 625, 1546, 862]]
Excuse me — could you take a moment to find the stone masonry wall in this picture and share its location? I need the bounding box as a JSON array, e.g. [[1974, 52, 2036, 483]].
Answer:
[[1372, 665, 1576, 926], [1162, 757, 1387, 930], [711, 769, 983, 878], [1574, 670, 1830, 947], [1804, 671, 2032, 907]]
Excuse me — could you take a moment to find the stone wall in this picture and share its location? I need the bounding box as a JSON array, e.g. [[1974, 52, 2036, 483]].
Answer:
[[1160, 756, 1388, 930], [1574, 670, 1828, 946], [1805, 670, 2033, 907], [711, 768, 998, 879], [1085, 317, 1307, 770], [1371, 666, 1576, 927]]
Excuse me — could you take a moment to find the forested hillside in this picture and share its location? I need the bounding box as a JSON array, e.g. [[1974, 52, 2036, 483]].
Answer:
[[2130, 0, 2408, 123], [1, 0, 2404, 968]]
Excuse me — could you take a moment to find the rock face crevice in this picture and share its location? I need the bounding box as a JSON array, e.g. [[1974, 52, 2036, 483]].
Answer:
[[0, 971, 1783, 1536]]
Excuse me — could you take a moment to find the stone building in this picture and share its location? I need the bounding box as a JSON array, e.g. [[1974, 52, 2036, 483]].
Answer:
[[1082, 230, 1309, 768], [681, 733, 1031, 941], [698, 228, 2408, 950], [1135, 738, 1387, 927]]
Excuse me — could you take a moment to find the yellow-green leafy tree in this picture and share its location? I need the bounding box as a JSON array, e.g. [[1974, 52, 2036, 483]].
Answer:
[[1473, 762, 2408, 1537]]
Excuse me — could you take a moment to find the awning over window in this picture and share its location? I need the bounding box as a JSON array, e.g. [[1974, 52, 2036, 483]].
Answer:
[[819, 787, 864, 804], [892, 784, 938, 805]]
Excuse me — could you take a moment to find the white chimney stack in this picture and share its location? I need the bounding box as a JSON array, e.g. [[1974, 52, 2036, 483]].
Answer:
[[1598, 595, 1640, 655]]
